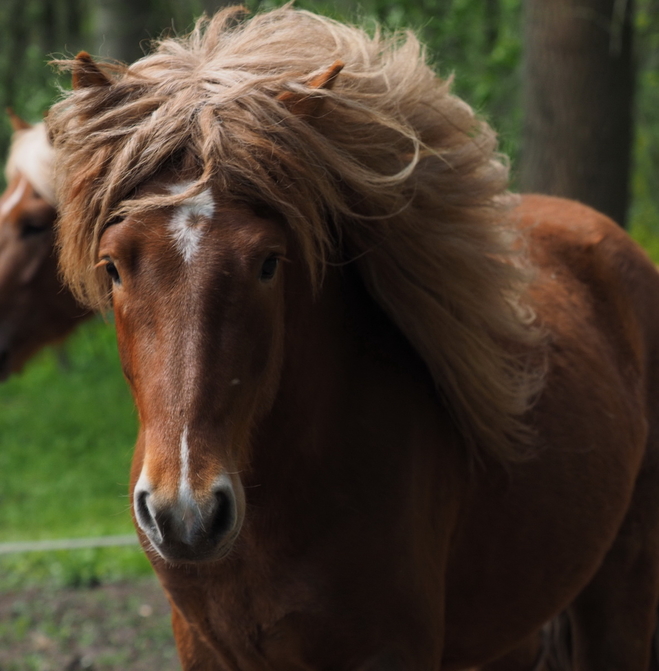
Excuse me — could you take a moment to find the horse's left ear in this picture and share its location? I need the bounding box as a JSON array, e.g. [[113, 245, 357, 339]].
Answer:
[[72, 52, 113, 90], [277, 60, 344, 117], [6, 108, 32, 132]]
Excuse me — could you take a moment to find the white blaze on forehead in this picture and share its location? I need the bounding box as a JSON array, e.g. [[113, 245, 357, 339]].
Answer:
[[0, 175, 28, 220], [167, 182, 215, 263]]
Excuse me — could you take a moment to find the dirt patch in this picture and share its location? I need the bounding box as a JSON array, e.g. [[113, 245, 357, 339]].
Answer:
[[0, 577, 179, 670]]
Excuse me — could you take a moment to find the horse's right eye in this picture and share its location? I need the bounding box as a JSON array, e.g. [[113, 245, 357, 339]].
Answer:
[[105, 261, 121, 284], [20, 223, 47, 238], [19, 216, 48, 238], [260, 255, 279, 281]]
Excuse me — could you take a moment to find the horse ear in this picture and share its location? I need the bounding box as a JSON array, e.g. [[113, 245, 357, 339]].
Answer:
[[6, 108, 32, 132], [73, 52, 112, 90], [277, 60, 344, 117]]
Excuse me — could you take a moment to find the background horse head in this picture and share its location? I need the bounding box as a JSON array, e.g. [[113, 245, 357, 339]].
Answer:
[[0, 112, 90, 379]]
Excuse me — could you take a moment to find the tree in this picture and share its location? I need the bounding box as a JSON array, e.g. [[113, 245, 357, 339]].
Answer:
[[93, 0, 153, 63], [519, 0, 636, 227]]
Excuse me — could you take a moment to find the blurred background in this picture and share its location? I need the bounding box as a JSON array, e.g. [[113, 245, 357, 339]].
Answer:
[[0, 0, 657, 668]]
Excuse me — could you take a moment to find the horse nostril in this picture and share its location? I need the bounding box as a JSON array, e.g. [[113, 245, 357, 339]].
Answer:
[[210, 488, 235, 543], [132, 473, 239, 562], [135, 489, 161, 541]]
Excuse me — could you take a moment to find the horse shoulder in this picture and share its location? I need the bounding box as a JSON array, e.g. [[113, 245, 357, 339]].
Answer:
[[515, 194, 659, 386], [442, 196, 659, 667]]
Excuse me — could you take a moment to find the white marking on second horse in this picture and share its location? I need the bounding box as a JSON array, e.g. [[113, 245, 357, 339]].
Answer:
[[0, 176, 28, 220], [168, 182, 215, 263]]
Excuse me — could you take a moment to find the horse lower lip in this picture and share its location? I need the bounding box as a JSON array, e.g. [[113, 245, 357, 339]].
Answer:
[[148, 535, 235, 565]]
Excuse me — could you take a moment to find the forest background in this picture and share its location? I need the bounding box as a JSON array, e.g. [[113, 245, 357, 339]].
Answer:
[[0, 1, 657, 668], [1, 0, 658, 234]]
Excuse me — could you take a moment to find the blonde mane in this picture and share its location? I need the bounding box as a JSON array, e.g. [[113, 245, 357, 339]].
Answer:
[[47, 6, 545, 461], [5, 123, 56, 206]]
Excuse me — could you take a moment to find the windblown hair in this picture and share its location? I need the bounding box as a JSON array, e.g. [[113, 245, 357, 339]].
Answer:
[[6, 123, 56, 206], [48, 6, 545, 461]]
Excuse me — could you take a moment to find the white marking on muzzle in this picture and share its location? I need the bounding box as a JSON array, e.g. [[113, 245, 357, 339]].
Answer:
[[179, 425, 193, 501], [178, 425, 207, 544], [168, 182, 215, 263], [0, 176, 28, 220]]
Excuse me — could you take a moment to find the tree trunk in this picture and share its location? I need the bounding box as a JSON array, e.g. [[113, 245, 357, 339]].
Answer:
[[519, 0, 635, 227], [93, 0, 153, 63], [5, 0, 28, 105]]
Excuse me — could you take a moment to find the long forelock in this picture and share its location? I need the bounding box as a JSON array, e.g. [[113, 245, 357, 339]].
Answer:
[[49, 6, 545, 462]]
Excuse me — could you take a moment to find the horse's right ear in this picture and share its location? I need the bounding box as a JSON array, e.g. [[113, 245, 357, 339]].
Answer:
[[73, 52, 112, 90], [6, 108, 31, 132], [277, 61, 344, 117]]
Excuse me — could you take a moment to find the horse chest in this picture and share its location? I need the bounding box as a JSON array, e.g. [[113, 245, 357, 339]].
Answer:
[[164, 564, 416, 669]]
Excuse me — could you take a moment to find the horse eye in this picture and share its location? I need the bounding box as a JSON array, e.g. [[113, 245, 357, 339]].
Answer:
[[105, 261, 121, 284], [20, 223, 47, 238], [260, 255, 279, 281], [18, 214, 49, 238]]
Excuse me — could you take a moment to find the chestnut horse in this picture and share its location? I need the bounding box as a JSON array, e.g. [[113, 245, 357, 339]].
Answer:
[[0, 112, 90, 379], [48, 8, 659, 670]]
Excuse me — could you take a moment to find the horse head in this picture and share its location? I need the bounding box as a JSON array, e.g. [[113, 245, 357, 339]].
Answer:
[[98, 179, 292, 563], [49, 19, 540, 564], [0, 114, 88, 379]]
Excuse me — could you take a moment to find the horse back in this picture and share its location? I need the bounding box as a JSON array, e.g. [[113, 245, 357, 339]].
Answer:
[[519, 193, 659, 426], [442, 194, 659, 668]]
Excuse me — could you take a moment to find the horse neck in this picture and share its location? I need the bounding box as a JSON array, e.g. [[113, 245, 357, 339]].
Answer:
[[246, 261, 441, 524], [257, 263, 354, 450]]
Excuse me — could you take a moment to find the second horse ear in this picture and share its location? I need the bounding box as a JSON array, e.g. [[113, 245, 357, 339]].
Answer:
[[73, 52, 113, 90], [277, 60, 344, 117], [7, 108, 32, 132]]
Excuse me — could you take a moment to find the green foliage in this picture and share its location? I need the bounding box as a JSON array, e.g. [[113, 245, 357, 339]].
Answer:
[[367, 0, 523, 160], [632, 0, 659, 256], [0, 317, 147, 586], [0, 318, 137, 542]]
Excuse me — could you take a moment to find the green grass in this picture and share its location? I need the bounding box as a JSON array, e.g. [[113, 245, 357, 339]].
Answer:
[[0, 547, 153, 591], [0, 317, 137, 541], [0, 317, 153, 587]]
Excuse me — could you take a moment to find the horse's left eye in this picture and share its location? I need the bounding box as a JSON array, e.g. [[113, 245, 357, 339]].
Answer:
[[260, 255, 279, 281]]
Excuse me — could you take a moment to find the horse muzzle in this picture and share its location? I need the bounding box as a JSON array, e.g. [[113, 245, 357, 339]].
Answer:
[[133, 473, 242, 563]]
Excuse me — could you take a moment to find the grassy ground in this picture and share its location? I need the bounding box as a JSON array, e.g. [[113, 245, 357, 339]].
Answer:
[[0, 317, 137, 543], [0, 318, 179, 668], [0, 317, 154, 580], [0, 317, 153, 589], [0, 577, 178, 670]]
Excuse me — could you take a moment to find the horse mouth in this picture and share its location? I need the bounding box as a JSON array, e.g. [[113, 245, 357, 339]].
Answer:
[[143, 527, 240, 565]]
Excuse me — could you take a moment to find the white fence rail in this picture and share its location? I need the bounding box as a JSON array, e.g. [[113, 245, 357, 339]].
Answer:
[[0, 534, 139, 555]]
